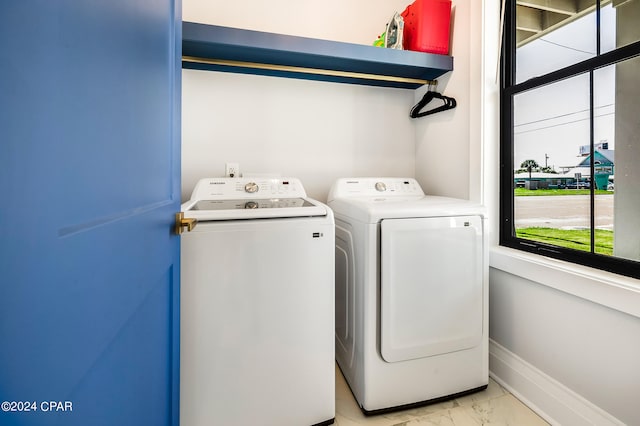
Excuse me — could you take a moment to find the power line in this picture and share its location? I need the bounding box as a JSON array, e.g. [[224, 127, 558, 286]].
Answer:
[[515, 104, 614, 128], [515, 112, 615, 135], [539, 38, 595, 56]]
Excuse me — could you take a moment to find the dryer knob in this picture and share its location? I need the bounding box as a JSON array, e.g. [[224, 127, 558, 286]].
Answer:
[[244, 182, 259, 193], [375, 182, 387, 192]]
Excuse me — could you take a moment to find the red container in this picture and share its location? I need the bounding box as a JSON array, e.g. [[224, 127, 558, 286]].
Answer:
[[401, 0, 452, 55]]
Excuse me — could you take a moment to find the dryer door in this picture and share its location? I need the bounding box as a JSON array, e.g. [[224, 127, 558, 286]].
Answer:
[[380, 216, 483, 363]]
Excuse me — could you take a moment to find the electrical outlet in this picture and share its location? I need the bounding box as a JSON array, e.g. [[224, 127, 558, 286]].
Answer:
[[225, 163, 239, 178]]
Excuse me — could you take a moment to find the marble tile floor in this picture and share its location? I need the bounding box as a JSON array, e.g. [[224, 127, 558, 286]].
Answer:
[[334, 365, 549, 426]]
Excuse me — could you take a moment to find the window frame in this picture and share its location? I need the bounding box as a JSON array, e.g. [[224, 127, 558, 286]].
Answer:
[[499, 0, 640, 279]]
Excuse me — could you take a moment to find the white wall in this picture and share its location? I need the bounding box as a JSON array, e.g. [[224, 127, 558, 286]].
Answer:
[[182, 72, 415, 203], [184, 0, 414, 45], [490, 266, 640, 425], [415, 1, 474, 200]]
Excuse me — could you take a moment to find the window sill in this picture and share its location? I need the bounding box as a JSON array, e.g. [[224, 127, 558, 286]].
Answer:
[[490, 246, 640, 319]]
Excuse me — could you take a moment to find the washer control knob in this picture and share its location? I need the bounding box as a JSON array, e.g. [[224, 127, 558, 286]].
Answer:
[[244, 182, 259, 193], [244, 201, 258, 209], [375, 182, 387, 192]]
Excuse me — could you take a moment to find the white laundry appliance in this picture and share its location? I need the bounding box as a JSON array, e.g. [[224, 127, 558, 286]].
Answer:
[[327, 177, 488, 414], [180, 177, 335, 426]]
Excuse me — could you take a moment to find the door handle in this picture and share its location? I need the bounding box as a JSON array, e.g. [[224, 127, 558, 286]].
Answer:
[[175, 212, 197, 235]]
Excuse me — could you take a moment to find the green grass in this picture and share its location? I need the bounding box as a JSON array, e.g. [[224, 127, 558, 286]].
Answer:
[[516, 227, 614, 255], [514, 188, 612, 196]]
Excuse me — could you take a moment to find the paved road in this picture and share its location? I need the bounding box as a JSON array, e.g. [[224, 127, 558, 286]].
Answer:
[[515, 194, 614, 230]]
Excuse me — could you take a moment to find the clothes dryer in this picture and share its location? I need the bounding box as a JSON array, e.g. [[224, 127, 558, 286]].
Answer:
[[328, 177, 488, 414], [180, 177, 335, 426]]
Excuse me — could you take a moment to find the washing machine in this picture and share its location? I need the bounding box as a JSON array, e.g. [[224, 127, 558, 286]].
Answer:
[[180, 177, 335, 426], [327, 177, 488, 414]]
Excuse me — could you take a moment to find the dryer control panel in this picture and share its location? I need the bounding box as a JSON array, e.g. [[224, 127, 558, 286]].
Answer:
[[327, 178, 424, 201]]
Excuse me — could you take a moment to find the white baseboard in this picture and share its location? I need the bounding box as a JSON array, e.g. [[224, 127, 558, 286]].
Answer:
[[489, 339, 625, 426]]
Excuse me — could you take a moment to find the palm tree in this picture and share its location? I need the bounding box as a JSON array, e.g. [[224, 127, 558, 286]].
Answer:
[[520, 159, 539, 180]]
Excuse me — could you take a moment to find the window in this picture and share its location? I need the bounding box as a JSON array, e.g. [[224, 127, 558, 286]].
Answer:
[[500, 0, 640, 278]]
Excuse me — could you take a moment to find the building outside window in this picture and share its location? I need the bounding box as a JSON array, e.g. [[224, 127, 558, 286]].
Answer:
[[500, 0, 640, 278]]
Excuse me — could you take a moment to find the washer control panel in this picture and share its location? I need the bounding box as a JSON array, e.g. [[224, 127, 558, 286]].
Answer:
[[190, 177, 308, 200]]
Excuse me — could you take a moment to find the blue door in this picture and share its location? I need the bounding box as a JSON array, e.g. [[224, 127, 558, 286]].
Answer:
[[0, 1, 181, 425]]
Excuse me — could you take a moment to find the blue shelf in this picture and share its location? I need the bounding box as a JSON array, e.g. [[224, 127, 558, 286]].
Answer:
[[182, 22, 453, 89]]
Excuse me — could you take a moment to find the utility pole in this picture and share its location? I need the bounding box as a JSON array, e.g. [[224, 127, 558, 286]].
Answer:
[[545, 153, 549, 168]]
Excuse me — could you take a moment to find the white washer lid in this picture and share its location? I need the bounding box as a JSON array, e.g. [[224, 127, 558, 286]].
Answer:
[[183, 177, 328, 220]]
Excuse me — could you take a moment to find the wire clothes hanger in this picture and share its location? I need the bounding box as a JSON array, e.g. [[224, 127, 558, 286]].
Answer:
[[410, 82, 457, 118]]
